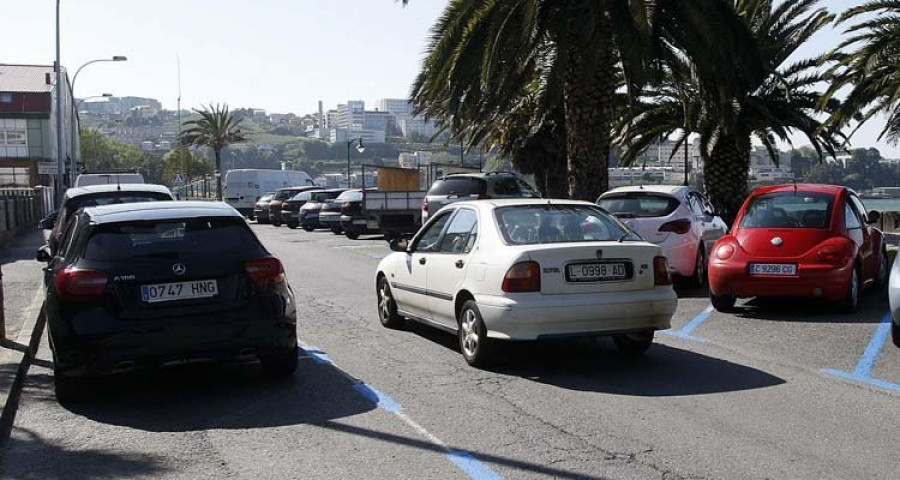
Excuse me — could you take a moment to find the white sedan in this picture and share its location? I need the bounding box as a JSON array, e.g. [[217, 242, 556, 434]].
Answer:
[[375, 199, 678, 367], [597, 186, 728, 285]]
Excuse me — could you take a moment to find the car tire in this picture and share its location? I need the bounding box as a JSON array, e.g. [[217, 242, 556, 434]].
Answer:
[[876, 248, 889, 289], [331, 227, 343, 235], [376, 276, 404, 329], [691, 245, 707, 288], [711, 293, 736, 312], [840, 265, 862, 314], [613, 331, 654, 357], [260, 347, 298, 379], [458, 300, 494, 368], [54, 374, 84, 404], [272, 218, 282, 227], [346, 231, 360, 240], [892, 321, 900, 348]]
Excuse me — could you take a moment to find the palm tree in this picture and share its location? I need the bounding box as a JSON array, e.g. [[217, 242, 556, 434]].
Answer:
[[617, 0, 844, 223], [825, 1, 900, 144], [180, 104, 247, 200], [411, 0, 762, 201]]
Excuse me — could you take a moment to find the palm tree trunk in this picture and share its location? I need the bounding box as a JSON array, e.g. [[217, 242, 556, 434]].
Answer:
[[214, 148, 223, 200], [705, 135, 750, 226], [563, 25, 616, 201]]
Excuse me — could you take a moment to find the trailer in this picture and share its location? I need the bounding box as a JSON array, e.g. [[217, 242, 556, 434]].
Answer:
[[223, 169, 315, 217], [358, 166, 427, 240]]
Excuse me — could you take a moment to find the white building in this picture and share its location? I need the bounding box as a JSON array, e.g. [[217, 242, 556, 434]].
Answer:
[[399, 116, 440, 139], [376, 98, 412, 116], [337, 101, 366, 130], [330, 128, 386, 144]]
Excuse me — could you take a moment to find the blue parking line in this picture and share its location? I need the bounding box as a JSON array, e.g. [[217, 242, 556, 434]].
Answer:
[[822, 313, 900, 392], [352, 383, 403, 414], [302, 346, 504, 479], [662, 306, 713, 343], [447, 450, 504, 480]]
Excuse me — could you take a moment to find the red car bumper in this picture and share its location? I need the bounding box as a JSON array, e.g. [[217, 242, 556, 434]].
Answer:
[[709, 258, 853, 301]]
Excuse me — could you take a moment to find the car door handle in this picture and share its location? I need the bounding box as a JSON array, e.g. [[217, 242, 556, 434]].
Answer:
[[455, 260, 465, 269], [418, 257, 427, 265]]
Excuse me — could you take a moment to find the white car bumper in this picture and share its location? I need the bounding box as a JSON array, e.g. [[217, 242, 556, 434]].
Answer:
[[474, 288, 677, 341]]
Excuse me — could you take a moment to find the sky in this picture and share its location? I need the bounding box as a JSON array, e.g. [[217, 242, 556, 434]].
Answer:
[[4, 0, 897, 156]]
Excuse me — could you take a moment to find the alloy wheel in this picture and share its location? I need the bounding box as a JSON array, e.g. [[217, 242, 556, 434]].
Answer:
[[460, 309, 479, 357]]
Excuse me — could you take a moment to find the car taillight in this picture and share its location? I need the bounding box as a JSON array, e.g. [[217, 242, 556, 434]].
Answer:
[[55, 268, 108, 301], [341, 202, 351, 214], [716, 244, 735, 260], [422, 200, 429, 220], [502, 261, 541, 293], [659, 219, 692, 235], [653, 256, 672, 286], [245, 257, 285, 286], [818, 245, 851, 264]]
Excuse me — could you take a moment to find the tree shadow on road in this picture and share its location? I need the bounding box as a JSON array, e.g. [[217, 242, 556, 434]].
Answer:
[[0, 426, 169, 480], [732, 289, 888, 324], [20, 352, 377, 434]]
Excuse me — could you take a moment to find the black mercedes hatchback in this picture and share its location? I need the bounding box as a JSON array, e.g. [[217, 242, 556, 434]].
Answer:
[[37, 201, 298, 402]]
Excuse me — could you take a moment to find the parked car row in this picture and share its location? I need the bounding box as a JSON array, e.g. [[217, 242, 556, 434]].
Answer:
[[370, 183, 899, 368]]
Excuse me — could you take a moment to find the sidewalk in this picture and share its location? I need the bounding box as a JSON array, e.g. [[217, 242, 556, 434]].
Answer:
[[0, 228, 48, 442]]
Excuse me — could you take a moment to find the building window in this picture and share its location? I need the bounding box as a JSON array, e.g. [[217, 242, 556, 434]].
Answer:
[[0, 119, 28, 158], [0, 94, 12, 103], [0, 167, 31, 187]]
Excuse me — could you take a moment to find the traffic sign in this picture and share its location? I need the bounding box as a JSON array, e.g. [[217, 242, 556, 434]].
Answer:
[[173, 173, 186, 185], [38, 162, 57, 175]]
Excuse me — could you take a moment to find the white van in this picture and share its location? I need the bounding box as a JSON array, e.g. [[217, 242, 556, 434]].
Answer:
[[224, 169, 316, 216], [75, 173, 145, 187]]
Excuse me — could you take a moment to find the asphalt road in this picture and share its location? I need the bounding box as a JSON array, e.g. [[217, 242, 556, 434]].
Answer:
[[1, 223, 899, 479]]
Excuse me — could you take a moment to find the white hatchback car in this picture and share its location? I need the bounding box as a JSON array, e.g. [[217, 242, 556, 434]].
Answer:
[[375, 199, 678, 367], [597, 186, 728, 285]]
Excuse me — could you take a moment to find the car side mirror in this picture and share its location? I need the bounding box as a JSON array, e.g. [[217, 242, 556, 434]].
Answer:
[[389, 237, 410, 252], [39, 212, 57, 230], [36, 245, 53, 263], [867, 210, 881, 225]]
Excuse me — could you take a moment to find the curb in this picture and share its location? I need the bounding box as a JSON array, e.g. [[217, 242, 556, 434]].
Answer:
[[0, 292, 46, 448]]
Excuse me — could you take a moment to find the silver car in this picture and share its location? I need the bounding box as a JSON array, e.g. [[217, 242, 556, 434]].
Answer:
[[888, 252, 900, 347]]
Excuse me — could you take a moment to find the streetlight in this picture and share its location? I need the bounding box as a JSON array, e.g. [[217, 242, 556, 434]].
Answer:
[[75, 93, 113, 112], [71, 56, 127, 94], [55, 0, 64, 203], [347, 137, 365, 188]]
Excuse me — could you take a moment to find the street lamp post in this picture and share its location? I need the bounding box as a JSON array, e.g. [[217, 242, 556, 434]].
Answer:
[[347, 137, 365, 188], [55, 0, 64, 203], [71, 56, 127, 95], [74, 93, 113, 112]]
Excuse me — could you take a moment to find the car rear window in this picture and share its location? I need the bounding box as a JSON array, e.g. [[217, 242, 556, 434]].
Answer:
[[739, 192, 835, 229], [83, 217, 264, 261], [597, 193, 680, 218], [65, 192, 172, 221], [495, 205, 639, 245], [428, 177, 487, 196], [273, 190, 295, 200], [336, 190, 363, 202], [491, 177, 540, 197]]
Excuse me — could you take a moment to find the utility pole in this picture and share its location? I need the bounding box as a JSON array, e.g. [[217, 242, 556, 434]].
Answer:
[[55, 0, 65, 205]]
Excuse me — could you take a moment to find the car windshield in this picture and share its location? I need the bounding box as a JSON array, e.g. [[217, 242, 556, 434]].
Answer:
[[66, 192, 172, 221], [739, 192, 835, 229], [495, 205, 640, 245], [83, 217, 264, 260], [429, 177, 486, 196], [273, 190, 296, 200], [597, 193, 681, 218]]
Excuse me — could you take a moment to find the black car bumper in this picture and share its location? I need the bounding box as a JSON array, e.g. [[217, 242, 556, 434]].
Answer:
[[50, 304, 297, 378]]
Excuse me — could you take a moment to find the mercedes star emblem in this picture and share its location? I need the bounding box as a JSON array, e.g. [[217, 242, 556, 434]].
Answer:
[[771, 237, 783, 247], [172, 263, 187, 276]]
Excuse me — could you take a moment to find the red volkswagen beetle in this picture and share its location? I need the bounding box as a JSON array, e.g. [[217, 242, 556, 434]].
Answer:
[[708, 184, 888, 313]]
